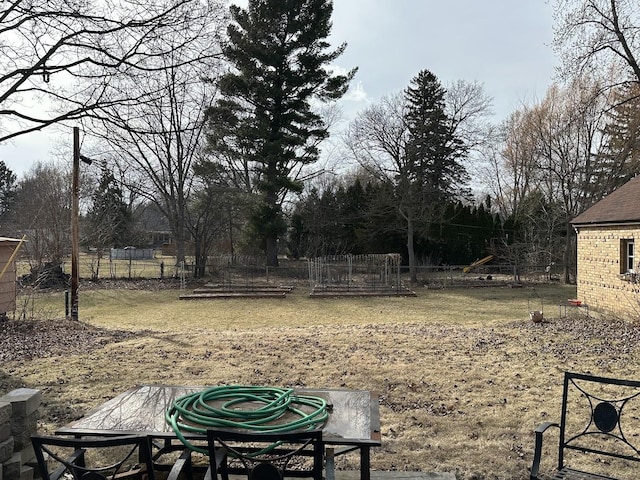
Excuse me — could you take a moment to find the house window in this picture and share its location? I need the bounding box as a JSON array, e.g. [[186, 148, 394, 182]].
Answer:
[[621, 239, 635, 273]]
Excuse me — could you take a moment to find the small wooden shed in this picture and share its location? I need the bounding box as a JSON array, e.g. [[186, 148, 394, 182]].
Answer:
[[0, 237, 24, 315]]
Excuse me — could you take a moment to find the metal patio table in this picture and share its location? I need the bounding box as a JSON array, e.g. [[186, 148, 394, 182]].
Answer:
[[56, 385, 382, 480]]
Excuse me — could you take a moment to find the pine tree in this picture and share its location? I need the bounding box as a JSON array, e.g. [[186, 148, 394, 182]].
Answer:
[[206, 0, 356, 266], [400, 69, 467, 281], [85, 166, 135, 252], [404, 70, 467, 200]]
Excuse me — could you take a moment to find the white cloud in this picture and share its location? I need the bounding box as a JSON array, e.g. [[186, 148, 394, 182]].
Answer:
[[343, 81, 369, 104]]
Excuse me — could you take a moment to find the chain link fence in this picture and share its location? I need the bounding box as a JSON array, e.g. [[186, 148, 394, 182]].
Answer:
[[16, 253, 566, 289]]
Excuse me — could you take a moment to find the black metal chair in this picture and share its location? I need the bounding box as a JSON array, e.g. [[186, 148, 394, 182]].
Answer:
[[31, 434, 156, 480], [530, 372, 640, 480], [149, 436, 197, 480], [203, 429, 324, 480]]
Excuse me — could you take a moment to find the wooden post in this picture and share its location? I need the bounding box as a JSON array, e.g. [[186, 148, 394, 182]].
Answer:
[[70, 127, 80, 321]]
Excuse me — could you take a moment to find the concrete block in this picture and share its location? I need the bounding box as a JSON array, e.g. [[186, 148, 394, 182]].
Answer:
[[2, 452, 21, 480], [10, 415, 37, 451], [9, 414, 37, 437], [19, 466, 32, 480], [11, 433, 30, 453], [22, 457, 38, 480], [0, 404, 11, 426], [0, 390, 40, 417], [0, 424, 11, 443], [18, 445, 34, 467], [0, 438, 14, 464]]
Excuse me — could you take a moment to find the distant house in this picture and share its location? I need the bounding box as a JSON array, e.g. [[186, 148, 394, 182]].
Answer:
[[571, 176, 640, 317], [134, 203, 173, 249]]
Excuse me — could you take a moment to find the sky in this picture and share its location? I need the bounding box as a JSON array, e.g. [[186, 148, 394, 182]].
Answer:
[[329, 1, 558, 119], [0, 0, 559, 178]]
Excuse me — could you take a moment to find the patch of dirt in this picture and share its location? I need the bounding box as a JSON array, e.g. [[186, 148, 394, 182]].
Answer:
[[0, 318, 139, 362], [511, 315, 640, 358]]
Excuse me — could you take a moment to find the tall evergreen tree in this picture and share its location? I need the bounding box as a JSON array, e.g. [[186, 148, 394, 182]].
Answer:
[[206, 0, 356, 266], [404, 70, 468, 201], [337, 179, 368, 254], [401, 69, 467, 281], [84, 165, 136, 262]]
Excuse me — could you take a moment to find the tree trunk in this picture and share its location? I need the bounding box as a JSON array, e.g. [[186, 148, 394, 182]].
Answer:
[[266, 236, 279, 267], [193, 237, 203, 279], [174, 237, 187, 268], [264, 179, 280, 267], [171, 208, 188, 271], [407, 215, 417, 284], [228, 206, 235, 258], [194, 256, 206, 278]]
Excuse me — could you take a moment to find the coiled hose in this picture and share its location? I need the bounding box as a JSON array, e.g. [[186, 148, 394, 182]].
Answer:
[[165, 385, 329, 454]]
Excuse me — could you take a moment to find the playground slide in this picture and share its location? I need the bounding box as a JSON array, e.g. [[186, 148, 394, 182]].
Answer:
[[463, 255, 494, 274]]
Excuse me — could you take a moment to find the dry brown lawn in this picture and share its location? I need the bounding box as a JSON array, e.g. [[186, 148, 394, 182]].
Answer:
[[2, 281, 640, 480]]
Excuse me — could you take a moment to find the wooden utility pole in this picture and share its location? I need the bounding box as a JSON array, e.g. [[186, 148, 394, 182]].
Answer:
[[70, 127, 80, 320]]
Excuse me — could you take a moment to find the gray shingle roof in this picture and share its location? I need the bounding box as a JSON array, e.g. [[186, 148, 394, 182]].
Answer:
[[571, 175, 640, 225]]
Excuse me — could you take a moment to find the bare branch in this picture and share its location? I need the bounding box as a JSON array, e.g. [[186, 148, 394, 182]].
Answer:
[[0, 0, 226, 142], [554, 0, 640, 84]]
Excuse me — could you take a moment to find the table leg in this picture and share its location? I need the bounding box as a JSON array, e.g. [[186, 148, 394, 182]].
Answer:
[[325, 447, 335, 480], [360, 446, 371, 480]]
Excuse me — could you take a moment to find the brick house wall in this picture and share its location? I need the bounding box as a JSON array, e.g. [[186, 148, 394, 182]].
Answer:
[[575, 224, 640, 317]]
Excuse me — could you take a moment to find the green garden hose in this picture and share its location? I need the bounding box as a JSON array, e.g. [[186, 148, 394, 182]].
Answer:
[[165, 385, 329, 454]]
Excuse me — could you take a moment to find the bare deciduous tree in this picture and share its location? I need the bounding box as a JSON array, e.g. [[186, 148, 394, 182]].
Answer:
[[0, 0, 222, 142], [488, 78, 610, 282], [445, 79, 493, 152], [83, 2, 227, 268], [554, 0, 640, 85], [12, 162, 70, 277], [484, 109, 541, 221]]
